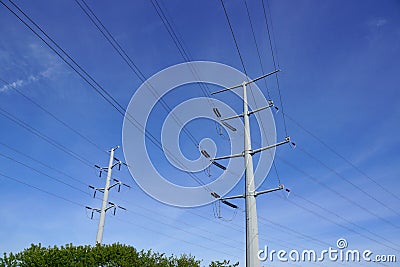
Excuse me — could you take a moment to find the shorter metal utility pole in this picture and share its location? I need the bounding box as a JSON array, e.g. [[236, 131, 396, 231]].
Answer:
[[96, 146, 117, 244], [86, 145, 129, 244]]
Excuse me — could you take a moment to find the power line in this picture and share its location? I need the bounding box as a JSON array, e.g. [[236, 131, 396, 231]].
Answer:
[[298, 145, 400, 217], [245, 107, 399, 252], [74, 0, 143, 83], [219, 0, 273, 120], [150, 1, 255, 196], [242, 0, 283, 186], [198, 204, 341, 265], [116, 199, 321, 266], [290, 192, 400, 252], [261, 0, 288, 136], [0, 140, 242, 249], [257, 216, 373, 267], [75, 0, 256, 194], [0, 151, 91, 196], [123, 195, 244, 246], [257, 212, 331, 248], [0, 171, 86, 208], [110, 215, 241, 260], [220, 0, 248, 76], [149, 0, 222, 118], [3, 2, 394, 264], [1, 0, 126, 116], [150, 0, 191, 64], [276, 193, 400, 253], [150, 1, 398, 260], [219, 0, 282, 187], [0, 141, 93, 185], [148, 0, 273, 195], [0, 106, 94, 168], [0, 77, 106, 155], [75, 0, 200, 147], [0, 170, 241, 259], [0, 146, 241, 257], [276, 155, 400, 230], [261, 0, 279, 69], [285, 112, 400, 202], [218, 8, 368, 254], [149, 0, 251, 188], [1, 0, 213, 194], [247, 128, 400, 255], [0, 7, 242, 246], [200, 213, 325, 266], [209, 75, 292, 266], [0, 157, 321, 265], [124, 208, 241, 252], [0, 139, 246, 251], [4, 1, 390, 262], [243, 0, 271, 99]]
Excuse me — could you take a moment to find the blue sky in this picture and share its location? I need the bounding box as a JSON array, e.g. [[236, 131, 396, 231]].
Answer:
[[0, 0, 399, 266]]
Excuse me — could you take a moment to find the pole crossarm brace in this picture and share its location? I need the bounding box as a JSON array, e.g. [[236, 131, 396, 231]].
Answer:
[[108, 145, 120, 152], [86, 206, 101, 219], [211, 185, 285, 202], [255, 184, 285, 197], [210, 184, 287, 208], [212, 152, 243, 161], [251, 136, 291, 155], [211, 69, 281, 95], [211, 192, 239, 209], [108, 178, 131, 192], [248, 100, 275, 115], [105, 201, 126, 215], [206, 137, 292, 163], [219, 100, 275, 123], [213, 107, 238, 132], [220, 113, 244, 122], [88, 185, 105, 198], [201, 149, 229, 170], [89, 179, 130, 198], [220, 121, 237, 132], [220, 194, 245, 201], [94, 161, 121, 177]]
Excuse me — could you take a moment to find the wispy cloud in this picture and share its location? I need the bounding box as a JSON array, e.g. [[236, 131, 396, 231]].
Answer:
[[0, 38, 65, 94], [0, 79, 24, 93], [0, 65, 58, 93], [368, 17, 388, 28]]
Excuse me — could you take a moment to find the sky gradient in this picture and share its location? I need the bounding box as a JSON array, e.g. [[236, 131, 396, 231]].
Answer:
[[0, 0, 399, 266]]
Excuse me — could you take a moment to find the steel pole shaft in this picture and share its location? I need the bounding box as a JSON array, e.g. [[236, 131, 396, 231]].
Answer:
[[243, 83, 260, 267], [96, 147, 116, 244]]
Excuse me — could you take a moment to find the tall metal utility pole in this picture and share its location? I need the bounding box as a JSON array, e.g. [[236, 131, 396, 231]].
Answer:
[[96, 146, 117, 244], [203, 69, 293, 267], [242, 81, 260, 267]]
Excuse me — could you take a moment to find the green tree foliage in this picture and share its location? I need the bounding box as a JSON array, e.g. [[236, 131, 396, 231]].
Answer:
[[0, 243, 239, 267], [208, 260, 239, 267]]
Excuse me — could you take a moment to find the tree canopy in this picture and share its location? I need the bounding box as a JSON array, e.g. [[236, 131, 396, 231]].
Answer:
[[0, 243, 239, 267]]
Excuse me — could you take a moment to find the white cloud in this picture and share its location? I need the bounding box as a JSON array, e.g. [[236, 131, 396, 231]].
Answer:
[[0, 79, 24, 92], [369, 17, 388, 28], [0, 64, 59, 93], [375, 18, 387, 27], [39, 66, 56, 79]]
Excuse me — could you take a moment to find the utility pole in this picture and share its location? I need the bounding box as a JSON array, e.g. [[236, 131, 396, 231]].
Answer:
[[242, 81, 260, 267], [86, 146, 129, 245], [202, 69, 293, 267], [96, 146, 117, 244]]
